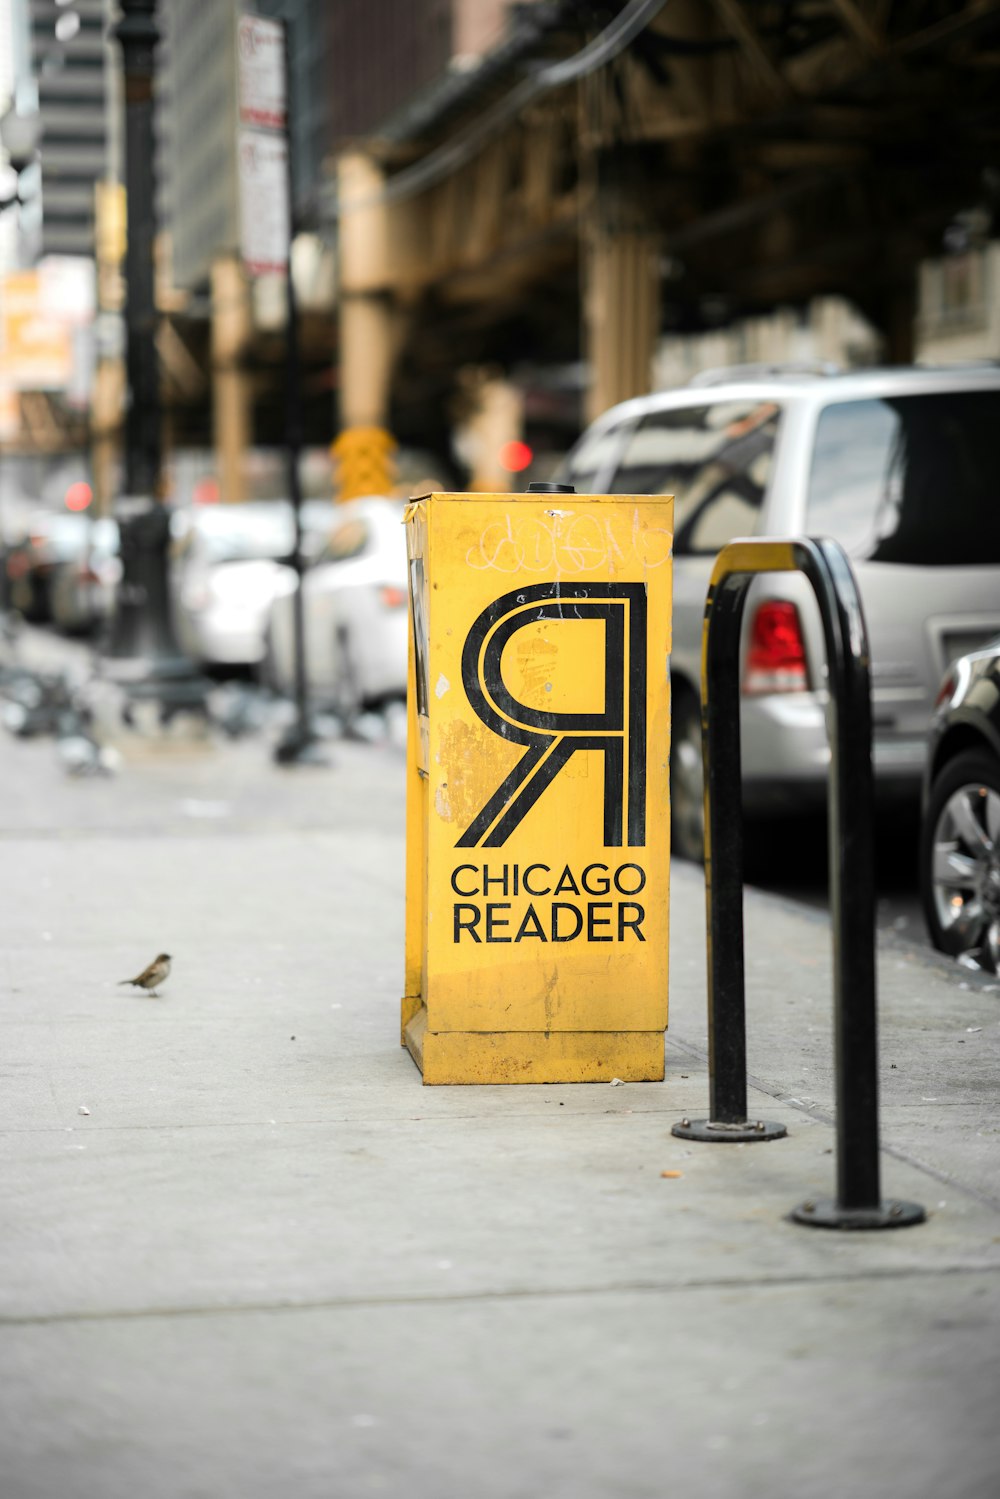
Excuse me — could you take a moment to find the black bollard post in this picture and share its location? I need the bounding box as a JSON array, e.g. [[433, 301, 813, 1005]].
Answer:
[[673, 537, 925, 1229]]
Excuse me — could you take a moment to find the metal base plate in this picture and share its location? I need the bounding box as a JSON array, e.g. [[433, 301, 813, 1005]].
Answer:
[[792, 1198, 926, 1230], [672, 1118, 787, 1143]]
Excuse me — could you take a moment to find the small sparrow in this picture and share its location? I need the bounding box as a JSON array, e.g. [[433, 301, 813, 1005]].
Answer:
[[119, 953, 172, 997]]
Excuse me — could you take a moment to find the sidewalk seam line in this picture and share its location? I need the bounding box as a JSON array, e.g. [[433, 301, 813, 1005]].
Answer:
[[3, 1263, 999, 1329]]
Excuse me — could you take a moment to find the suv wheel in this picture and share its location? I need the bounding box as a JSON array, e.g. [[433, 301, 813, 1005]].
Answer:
[[671, 693, 705, 863], [920, 748, 1000, 972]]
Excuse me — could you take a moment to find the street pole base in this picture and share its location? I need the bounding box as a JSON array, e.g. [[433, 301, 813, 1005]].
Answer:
[[671, 1117, 787, 1143], [273, 724, 330, 767], [104, 655, 212, 720], [791, 1197, 926, 1230]]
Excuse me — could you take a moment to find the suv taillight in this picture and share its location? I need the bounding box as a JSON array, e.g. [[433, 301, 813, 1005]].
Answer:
[[743, 600, 808, 696], [934, 675, 958, 711]]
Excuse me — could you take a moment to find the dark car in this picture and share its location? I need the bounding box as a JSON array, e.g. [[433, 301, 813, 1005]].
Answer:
[[4, 511, 99, 623], [49, 517, 121, 635], [920, 637, 1000, 972]]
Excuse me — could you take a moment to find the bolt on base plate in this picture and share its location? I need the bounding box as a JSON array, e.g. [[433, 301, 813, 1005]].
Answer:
[[791, 1197, 926, 1230], [671, 1118, 787, 1143]]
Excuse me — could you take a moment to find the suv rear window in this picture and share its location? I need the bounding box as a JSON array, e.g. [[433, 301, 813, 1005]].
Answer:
[[565, 421, 630, 492], [322, 518, 370, 562], [608, 400, 779, 555], [807, 392, 1000, 565]]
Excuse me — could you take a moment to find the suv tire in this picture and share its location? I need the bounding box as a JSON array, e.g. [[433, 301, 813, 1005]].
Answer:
[[920, 747, 1000, 971], [671, 692, 705, 863]]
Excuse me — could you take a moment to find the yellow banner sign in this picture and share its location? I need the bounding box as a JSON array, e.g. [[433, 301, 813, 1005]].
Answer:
[[0, 270, 74, 391]]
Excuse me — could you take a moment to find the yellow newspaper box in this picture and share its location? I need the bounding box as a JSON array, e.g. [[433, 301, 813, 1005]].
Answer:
[[402, 487, 673, 1084]]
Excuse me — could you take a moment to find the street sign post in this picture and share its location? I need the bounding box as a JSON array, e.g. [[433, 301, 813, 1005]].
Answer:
[[236, 14, 289, 277], [237, 131, 290, 277], [237, 15, 287, 130], [235, 13, 321, 763]]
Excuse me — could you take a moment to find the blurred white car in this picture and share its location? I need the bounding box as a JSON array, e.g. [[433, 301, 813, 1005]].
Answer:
[[50, 517, 121, 635], [265, 497, 408, 715], [170, 501, 332, 669], [6, 510, 110, 623]]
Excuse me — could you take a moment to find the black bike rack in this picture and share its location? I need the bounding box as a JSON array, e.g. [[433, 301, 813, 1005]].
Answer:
[[672, 536, 925, 1231]]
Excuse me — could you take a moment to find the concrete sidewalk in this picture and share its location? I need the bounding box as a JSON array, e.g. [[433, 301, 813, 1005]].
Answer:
[[0, 718, 998, 1499]]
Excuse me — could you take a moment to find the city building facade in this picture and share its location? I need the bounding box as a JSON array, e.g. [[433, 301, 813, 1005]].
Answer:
[[29, 0, 109, 258]]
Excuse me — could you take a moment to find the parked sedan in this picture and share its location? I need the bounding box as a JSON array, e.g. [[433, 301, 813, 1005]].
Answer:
[[265, 497, 408, 716], [5, 511, 101, 623], [49, 518, 121, 634], [920, 637, 1000, 972], [170, 501, 331, 669]]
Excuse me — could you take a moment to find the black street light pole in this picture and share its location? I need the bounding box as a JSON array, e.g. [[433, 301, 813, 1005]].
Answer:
[[273, 14, 324, 765], [106, 0, 206, 714], [0, 103, 41, 621]]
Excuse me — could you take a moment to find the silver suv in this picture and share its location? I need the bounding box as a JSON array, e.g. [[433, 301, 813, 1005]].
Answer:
[[561, 365, 1000, 859]]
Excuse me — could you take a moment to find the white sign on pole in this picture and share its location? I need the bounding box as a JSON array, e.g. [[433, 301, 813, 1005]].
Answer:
[[237, 16, 287, 131], [38, 256, 97, 324], [238, 129, 290, 276]]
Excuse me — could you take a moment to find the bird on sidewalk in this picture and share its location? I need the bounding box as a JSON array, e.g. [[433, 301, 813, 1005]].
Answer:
[[118, 953, 172, 997]]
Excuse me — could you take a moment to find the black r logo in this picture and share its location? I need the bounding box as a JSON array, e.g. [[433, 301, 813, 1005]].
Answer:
[[457, 582, 647, 848]]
